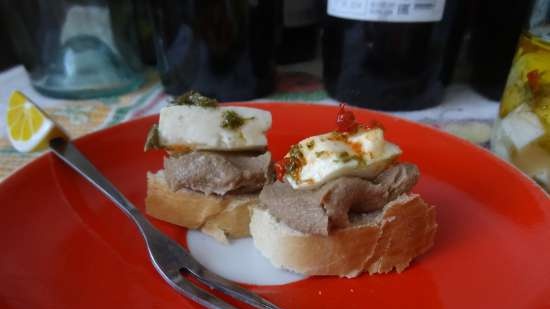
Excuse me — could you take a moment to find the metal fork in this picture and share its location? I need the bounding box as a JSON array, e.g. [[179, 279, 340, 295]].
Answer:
[[49, 137, 279, 309]]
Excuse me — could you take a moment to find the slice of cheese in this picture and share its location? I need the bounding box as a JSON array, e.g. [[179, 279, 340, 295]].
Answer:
[[491, 117, 514, 162], [285, 128, 402, 190], [512, 142, 550, 191], [500, 103, 545, 151], [158, 105, 271, 151]]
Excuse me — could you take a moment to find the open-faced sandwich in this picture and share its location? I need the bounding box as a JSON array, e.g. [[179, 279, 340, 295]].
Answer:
[[144, 91, 273, 243], [250, 105, 437, 277]]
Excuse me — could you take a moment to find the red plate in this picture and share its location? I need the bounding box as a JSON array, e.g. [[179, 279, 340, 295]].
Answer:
[[0, 103, 549, 309]]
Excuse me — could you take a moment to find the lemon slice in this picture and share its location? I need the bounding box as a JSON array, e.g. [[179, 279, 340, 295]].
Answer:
[[6, 91, 67, 152]]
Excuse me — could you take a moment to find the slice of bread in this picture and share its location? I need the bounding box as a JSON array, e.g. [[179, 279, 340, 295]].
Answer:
[[146, 170, 258, 243], [250, 194, 437, 278]]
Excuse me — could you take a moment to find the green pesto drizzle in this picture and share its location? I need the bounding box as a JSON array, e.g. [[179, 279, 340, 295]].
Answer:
[[285, 144, 306, 181], [221, 110, 250, 130], [170, 91, 218, 108], [333, 151, 362, 163]]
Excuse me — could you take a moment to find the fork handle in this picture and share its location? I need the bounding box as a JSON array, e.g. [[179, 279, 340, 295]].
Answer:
[[50, 138, 243, 308], [49, 138, 148, 228]]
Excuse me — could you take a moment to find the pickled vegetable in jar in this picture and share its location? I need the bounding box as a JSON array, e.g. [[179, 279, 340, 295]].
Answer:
[[491, 23, 550, 191]]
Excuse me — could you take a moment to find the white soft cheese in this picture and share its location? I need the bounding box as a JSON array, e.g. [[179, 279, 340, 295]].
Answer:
[[512, 142, 550, 191], [501, 103, 546, 151], [284, 128, 402, 190], [491, 117, 514, 162], [158, 105, 271, 151], [492, 103, 550, 191]]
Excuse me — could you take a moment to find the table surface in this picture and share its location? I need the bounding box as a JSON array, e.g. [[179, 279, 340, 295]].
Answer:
[[0, 65, 499, 181]]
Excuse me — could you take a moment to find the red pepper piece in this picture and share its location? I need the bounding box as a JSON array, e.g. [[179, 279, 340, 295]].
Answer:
[[527, 70, 540, 93], [274, 159, 286, 182], [336, 103, 358, 133]]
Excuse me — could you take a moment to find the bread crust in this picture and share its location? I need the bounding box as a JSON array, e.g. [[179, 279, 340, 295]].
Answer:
[[250, 194, 437, 277], [146, 170, 258, 243]]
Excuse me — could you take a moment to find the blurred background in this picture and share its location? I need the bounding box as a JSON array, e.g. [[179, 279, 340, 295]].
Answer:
[[0, 0, 549, 191]]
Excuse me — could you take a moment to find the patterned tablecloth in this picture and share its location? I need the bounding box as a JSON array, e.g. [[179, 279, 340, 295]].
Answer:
[[0, 65, 499, 181]]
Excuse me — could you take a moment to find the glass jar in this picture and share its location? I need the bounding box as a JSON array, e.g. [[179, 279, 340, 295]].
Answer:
[[1, 0, 144, 99], [491, 0, 550, 191]]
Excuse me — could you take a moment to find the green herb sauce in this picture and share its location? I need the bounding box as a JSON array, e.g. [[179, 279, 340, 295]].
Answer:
[[220, 110, 255, 130], [170, 91, 218, 108]]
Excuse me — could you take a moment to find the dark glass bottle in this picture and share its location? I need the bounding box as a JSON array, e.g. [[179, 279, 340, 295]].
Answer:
[[276, 0, 320, 64], [134, 1, 156, 65], [150, 0, 280, 101], [0, 16, 18, 71], [323, 0, 458, 110], [468, 0, 531, 101], [439, 0, 470, 85]]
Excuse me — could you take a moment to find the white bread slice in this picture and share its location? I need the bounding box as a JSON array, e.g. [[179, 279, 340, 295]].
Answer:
[[250, 194, 437, 278], [145, 170, 258, 243]]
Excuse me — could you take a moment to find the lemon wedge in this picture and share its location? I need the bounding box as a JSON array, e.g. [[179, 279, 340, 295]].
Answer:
[[6, 91, 67, 152]]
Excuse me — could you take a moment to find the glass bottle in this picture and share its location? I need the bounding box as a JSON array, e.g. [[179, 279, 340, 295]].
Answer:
[[0, 4, 18, 71], [322, 0, 459, 110], [491, 0, 550, 191], [1, 0, 145, 99], [276, 0, 321, 65], [468, 0, 531, 101], [149, 0, 280, 101]]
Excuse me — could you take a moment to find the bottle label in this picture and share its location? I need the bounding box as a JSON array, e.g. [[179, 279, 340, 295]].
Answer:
[[284, 0, 319, 27], [327, 0, 446, 22]]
